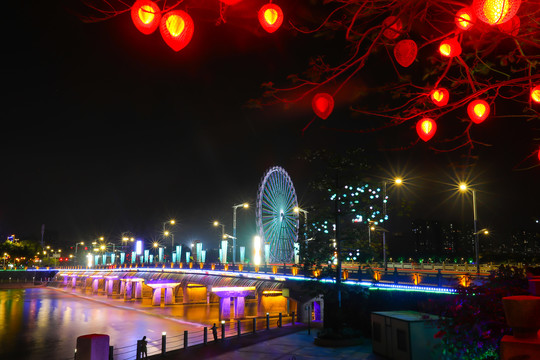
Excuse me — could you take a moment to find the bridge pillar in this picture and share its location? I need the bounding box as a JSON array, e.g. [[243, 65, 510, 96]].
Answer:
[[119, 280, 125, 296], [152, 288, 162, 306], [257, 291, 264, 317], [182, 284, 190, 304], [219, 297, 231, 321], [164, 288, 174, 305], [134, 280, 143, 299], [63, 275, 68, 286], [92, 279, 100, 294], [72, 276, 77, 289], [234, 296, 245, 319], [106, 279, 114, 296], [206, 286, 211, 305], [124, 281, 133, 301]]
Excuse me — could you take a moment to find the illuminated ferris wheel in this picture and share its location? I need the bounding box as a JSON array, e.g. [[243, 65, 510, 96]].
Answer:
[[256, 166, 299, 263]]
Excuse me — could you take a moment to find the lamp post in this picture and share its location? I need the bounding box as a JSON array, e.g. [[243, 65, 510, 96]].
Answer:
[[459, 183, 480, 274], [213, 221, 225, 240], [232, 203, 249, 265], [75, 242, 84, 255], [382, 178, 402, 271]]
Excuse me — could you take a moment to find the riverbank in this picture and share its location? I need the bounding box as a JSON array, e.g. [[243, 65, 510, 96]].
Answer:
[[0, 283, 48, 289]]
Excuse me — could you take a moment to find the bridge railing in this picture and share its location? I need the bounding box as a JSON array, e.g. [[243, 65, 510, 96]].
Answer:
[[109, 312, 296, 360]]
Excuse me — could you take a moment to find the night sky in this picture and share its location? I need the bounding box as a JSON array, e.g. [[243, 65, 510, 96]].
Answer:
[[2, 1, 539, 252]]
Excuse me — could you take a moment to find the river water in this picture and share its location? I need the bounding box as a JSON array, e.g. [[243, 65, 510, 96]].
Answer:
[[0, 287, 254, 360]]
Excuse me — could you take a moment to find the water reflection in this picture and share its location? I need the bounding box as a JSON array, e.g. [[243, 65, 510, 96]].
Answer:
[[0, 288, 239, 360]]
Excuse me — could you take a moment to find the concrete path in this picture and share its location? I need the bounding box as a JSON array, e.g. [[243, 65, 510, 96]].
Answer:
[[152, 325, 383, 360]]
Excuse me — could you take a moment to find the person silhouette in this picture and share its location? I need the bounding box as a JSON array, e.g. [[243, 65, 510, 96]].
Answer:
[[139, 336, 148, 359], [211, 323, 218, 342]]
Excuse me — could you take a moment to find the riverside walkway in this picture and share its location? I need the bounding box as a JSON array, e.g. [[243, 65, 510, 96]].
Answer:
[[150, 325, 383, 360]]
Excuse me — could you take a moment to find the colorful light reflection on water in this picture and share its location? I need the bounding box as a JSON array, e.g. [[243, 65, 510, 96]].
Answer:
[[0, 288, 250, 360]]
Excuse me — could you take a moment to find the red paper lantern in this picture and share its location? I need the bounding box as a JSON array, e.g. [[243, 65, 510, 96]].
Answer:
[[455, 7, 476, 31], [473, 0, 521, 25], [430, 88, 450, 107], [131, 0, 161, 35], [467, 99, 490, 124], [312, 93, 334, 120], [160, 10, 194, 52], [394, 40, 417, 68], [382, 16, 402, 40], [258, 4, 284, 33], [416, 118, 437, 142], [498, 15, 520, 36], [531, 85, 540, 104], [439, 38, 462, 58], [219, 0, 244, 5]]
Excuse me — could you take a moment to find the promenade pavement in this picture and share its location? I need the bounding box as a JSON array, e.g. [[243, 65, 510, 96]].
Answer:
[[151, 325, 384, 360]]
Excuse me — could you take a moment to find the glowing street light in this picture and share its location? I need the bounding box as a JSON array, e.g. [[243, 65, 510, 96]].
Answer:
[[74, 242, 84, 256], [382, 177, 403, 270], [459, 182, 481, 274], [232, 202, 249, 264], [213, 221, 226, 239]]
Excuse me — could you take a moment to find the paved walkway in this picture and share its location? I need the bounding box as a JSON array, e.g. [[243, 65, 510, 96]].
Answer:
[[151, 325, 383, 360]]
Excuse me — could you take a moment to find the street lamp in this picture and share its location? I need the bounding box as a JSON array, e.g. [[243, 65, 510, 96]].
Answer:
[[382, 177, 403, 271], [459, 182, 480, 274], [232, 203, 249, 264], [213, 221, 226, 239], [74, 242, 84, 255]]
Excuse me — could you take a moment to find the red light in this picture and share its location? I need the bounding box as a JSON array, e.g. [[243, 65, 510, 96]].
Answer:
[[382, 16, 402, 40], [473, 0, 521, 25], [467, 99, 490, 124], [455, 7, 476, 30], [394, 40, 417, 68], [219, 0, 243, 5], [160, 10, 194, 52], [439, 38, 462, 57], [84, 247, 88, 251], [498, 15, 520, 36], [430, 88, 449, 107], [131, 0, 161, 35], [258, 4, 284, 33], [312, 93, 334, 120], [532, 86, 540, 104], [416, 118, 437, 142]]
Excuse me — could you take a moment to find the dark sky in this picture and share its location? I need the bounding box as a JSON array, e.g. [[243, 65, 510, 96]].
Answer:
[[2, 1, 539, 251]]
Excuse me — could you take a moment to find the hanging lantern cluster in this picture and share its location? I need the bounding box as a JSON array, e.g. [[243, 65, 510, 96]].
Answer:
[[382, 16, 403, 40], [416, 118, 437, 142], [131, 1, 285, 51], [258, 4, 284, 33], [394, 40, 417, 67], [467, 99, 490, 124], [531, 86, 540, 104], [312, 93, 335, 120], [430, 88, 449, 107], [455, 7, 476, 31], [472, 0, 521, 25], [160, 10, 195, 52], [131, 0, 161, 35], [439, 38, 462, 57]]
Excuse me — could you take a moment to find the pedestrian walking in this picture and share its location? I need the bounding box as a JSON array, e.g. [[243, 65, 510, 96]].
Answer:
[[211, 323, 218, 342]]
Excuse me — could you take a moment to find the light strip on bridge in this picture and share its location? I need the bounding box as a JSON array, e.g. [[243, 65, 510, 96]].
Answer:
[[63, 268, 457, 295]]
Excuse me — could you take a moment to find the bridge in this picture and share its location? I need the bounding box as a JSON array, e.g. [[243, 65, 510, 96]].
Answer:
[[49, 262, 485, 324]]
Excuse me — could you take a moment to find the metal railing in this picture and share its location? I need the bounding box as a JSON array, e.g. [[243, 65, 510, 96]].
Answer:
[[110, 312, 296, 360]]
